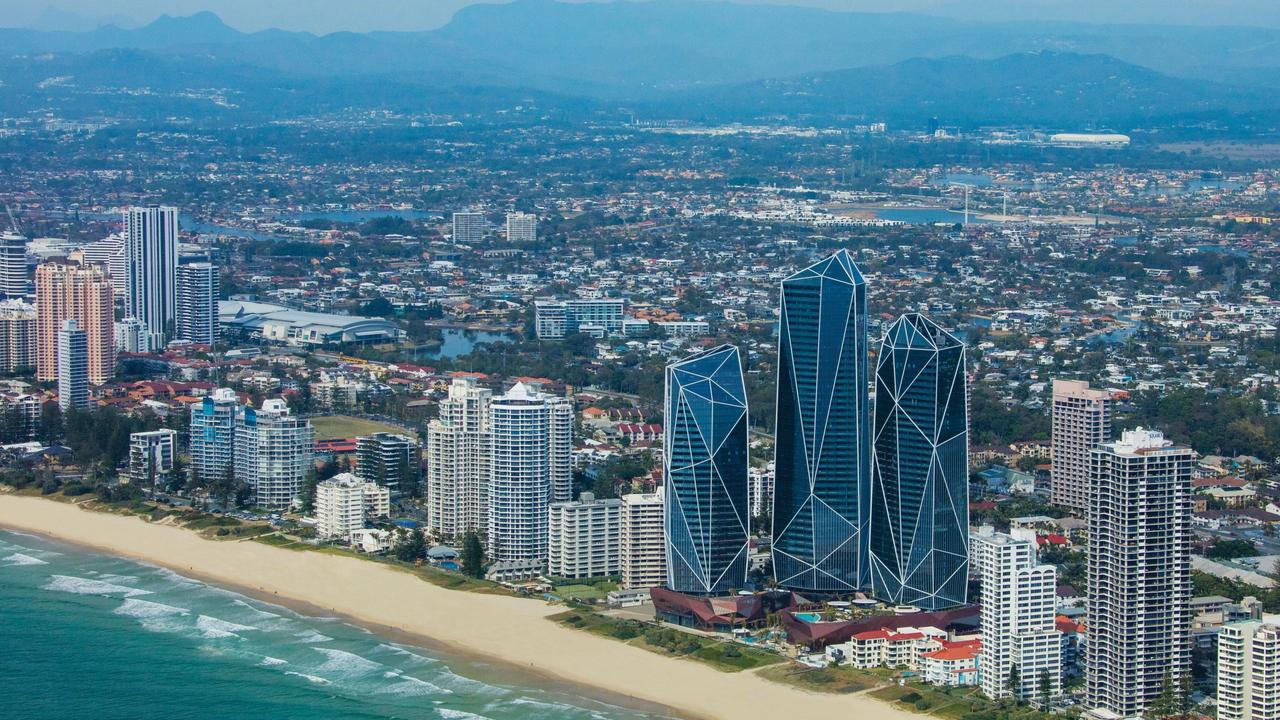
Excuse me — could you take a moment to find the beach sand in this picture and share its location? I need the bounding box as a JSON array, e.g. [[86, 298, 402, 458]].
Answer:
[[0, 494, 923, 720]]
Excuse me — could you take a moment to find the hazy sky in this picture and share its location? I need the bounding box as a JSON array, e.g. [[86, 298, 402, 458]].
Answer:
[[4, 0, 1275, 34]]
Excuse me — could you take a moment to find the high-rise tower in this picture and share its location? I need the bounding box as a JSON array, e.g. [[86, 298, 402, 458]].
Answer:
[[1086, 428, 1193, 717], [176, 261, 218, 345], [664, 344, 750, 595], [773, 250, 869, 593], [1050, 379, 1112, 511], [869, 313, 969, 610], [123, 206, 179, 347]]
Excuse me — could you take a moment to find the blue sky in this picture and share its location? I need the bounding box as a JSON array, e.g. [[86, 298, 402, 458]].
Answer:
[[5, 0, 1277, 33]]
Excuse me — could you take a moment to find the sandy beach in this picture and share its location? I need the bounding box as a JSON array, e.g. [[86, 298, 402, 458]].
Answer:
[[0, 494, 922, 720]]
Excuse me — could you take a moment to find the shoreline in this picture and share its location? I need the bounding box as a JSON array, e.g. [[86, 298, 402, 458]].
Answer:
[[0, 494, 923, 720]]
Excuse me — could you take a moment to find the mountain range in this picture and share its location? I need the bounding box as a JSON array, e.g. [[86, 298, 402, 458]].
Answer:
[[3, 0, 1280, 130]]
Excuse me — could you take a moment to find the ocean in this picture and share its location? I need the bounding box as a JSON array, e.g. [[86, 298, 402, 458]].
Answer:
[[0, 530, 666, 720]]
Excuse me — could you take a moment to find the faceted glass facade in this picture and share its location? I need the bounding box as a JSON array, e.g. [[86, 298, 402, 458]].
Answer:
[[773, 250, 869, 593], [665, 344, 750, 595], [870, 314, 969, 610]]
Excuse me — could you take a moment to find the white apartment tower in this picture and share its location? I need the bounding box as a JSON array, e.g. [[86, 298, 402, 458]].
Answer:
[[76, 234, 126, 295], [973, 527, 1061, 703], [56, 319, 89, 411], [0, 231, 30, 300], [505, 212, 537, 243], [189, 388, 243, 485], [1050, 379, 1112, 510], [547, 491, 621, 579], [427, 376, 492, 537], [115, 317, 152, 354], [1220, 616, 1280, 720], [235, 398, 315, 510], [487, 381, 573, 565], [1086, 428, 1193, 718], [123, 206, 179, 347], [129, 429, 177, 488], [0, 300, 37, 374], [620, 487, 666, 590], [176, 261, 218, 345], [452, 211, 486, 245], [315, 472, 389, 540]]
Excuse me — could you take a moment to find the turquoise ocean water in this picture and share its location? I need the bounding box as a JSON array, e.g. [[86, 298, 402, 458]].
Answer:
[[0, 530, 667, 720]]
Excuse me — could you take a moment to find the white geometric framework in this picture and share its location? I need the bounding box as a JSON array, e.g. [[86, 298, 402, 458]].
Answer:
[[869, 313, 969, 610], [665, 344, 750, 595], [773, 249, 869, 593]]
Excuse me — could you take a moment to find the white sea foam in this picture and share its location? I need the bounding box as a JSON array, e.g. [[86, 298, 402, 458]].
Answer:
[[506, 698, 575, 713], [294, 630, 333, 644], [232, 598, 282, 620], [43, 574, 152, 597], [115, 598, 190, 619], [434, 667, 501, 695], [285, 671, 332, 685], [313, 647, 383, 679], [196, 615, 257, 639], [376, 671, 450, 697], [377, 643, 439, 666], [2, 552, 48, 566], [259, 656, 289, 667], [437, 709, 492, 720]]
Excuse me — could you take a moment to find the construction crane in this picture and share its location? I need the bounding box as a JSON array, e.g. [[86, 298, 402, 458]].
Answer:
[[3, 203, 20, 234]]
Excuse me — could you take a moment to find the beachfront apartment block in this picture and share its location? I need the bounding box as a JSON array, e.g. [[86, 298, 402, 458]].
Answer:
[[621, 488, 666, 590], [1051, 379, 1112, 511], [534, 298, 625, 339], [664, 345, 750, 595], [1220, 616, 1280, 720], [316, 473, 390, 540], [773, 250, 869, 594], [1086, 428, 1193, 718], [234, 398, 315, 510], [973, 527, 1061, 703], [548, 492, 621, 579], [129, 429, 177, 489], [427, 375, 492, 538], [487, 382, 573, 565], [870, 313, 969, 611], [189, 388, 243, 486]]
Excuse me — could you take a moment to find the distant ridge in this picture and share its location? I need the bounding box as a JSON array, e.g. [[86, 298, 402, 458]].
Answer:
[[5, 0, 1280, 94]]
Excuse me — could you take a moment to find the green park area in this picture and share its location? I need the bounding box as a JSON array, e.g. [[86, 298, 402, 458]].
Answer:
[[310, 415, 410, 441]]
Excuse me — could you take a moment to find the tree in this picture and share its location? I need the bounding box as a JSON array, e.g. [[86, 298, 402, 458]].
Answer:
[[1006, 664, 1021, 704], [38, 403, 63, 445], [462, 531, 485, 579], [1146, 672, 1177, 720], [394, 528, 427, 563], [1175, 671, 1195, 720], [1038, 669, 1052, 710], [299, 466, 320, 513]]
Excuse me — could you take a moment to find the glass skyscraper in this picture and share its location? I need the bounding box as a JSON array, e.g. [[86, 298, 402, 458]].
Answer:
[[869, 313, 969, 610], [664, 344, 750, 595], [772, 249, 869, 593]]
